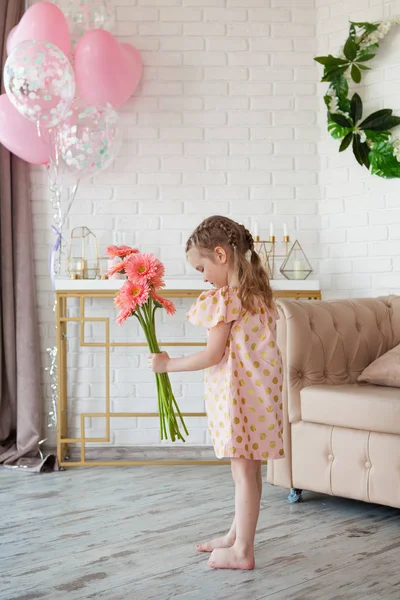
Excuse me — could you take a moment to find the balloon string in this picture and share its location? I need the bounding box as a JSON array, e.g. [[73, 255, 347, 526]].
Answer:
[[61, 179, 80, 230], [47, 178, 80, 287]]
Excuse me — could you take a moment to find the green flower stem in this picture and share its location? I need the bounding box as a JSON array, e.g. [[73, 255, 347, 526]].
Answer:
[[163, 374, 189, 437], [155, 372, 166, 440], [134, 301, 187, 442]]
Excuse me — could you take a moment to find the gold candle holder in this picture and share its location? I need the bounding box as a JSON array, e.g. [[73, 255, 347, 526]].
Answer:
[[254, 232, 301, 280], [283, 235, 290, 256]]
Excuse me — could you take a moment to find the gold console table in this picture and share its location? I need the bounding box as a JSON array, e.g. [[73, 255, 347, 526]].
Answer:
[[55, 279, 321, 467]]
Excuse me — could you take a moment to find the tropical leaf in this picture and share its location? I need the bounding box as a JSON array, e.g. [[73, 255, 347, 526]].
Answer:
[[330, 77, 350, 112], [343, 38, 358, 61], [329, 113, 353, 128], [321, 65, 349, 83], [339, 97, 351, 113], [361, 114, 400, 131], [353, 134, 371, 168], [330, 76, 349, 99], [352, 135, 371, 168], [314, 55, 349, 66], [370, 141, 400, 178], [363, 130, 390, 144], [359, 140, 371, 168], [339, 132, 353, 152], [349, 23, 356, 41], [357, 44, 379, 58], [356, 53, 375, 62], [360, 109, 393, 129], [328, 119, 351, 140], [324, 94, 331, 109], [350, 93, 363, 123], [357, 64, 371, 71], [352, 135, 364, 166], [351, 64, 361, 83]]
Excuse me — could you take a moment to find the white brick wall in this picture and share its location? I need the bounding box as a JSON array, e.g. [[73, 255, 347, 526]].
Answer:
[[317, 0, 400, 298], [32, 0, 322, 447]]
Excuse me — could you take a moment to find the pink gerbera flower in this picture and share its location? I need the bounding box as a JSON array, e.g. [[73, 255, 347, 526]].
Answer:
[[150, 260, 166, 289], [125, 253, 159, 283], [116, 306, 133, 325], [117, 280, 150, 313], [106, 245, 139, 259], [151, 290, 176, 316], [107, 258, 127, 277]]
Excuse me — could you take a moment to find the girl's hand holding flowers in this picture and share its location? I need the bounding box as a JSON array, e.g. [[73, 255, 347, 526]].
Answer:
[[148, 351, 171, 373]]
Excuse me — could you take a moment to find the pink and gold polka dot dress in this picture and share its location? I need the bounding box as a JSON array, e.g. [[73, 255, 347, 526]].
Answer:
[[187, 286, 284, 461]]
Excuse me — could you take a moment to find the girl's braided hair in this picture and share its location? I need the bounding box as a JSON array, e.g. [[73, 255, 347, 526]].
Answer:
[[186, 215, 273, 312]]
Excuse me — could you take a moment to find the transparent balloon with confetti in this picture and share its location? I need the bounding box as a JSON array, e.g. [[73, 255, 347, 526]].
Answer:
[[65, 0, 115, 40], [57, 100, 121, 180], [3, 39, 75, 129]]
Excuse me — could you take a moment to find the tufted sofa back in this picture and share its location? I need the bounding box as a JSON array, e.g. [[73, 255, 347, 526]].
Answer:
[[276, 296, 400, 424]]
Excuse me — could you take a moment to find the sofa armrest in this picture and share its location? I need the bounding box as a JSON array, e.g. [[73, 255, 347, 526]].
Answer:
[[276, 296, 399, 425]]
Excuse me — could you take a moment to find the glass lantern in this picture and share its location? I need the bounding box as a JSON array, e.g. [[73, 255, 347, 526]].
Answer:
[[67, 226, 100, 279], [280, 240, 313, 280], [254, 238, 274, 279]]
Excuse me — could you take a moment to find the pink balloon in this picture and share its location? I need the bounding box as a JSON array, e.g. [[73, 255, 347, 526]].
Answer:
[[6, 26, 17, 56], [121, 43, 143, 92], [75, 30, 142, 108], [7, 1, 70, 57], [0, 94, 50, 164]]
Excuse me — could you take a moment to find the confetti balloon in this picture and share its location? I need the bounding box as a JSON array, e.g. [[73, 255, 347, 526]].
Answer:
[[3, 40, 75, 129], [57, 101, 121, 179], [65, 0, 114, 39]]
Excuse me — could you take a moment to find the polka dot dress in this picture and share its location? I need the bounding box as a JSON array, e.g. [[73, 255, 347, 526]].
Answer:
[[187, 286, 284, 461]]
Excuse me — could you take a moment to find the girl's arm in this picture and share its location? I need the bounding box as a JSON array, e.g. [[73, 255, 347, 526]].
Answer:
[[149, 321, 232, 373]]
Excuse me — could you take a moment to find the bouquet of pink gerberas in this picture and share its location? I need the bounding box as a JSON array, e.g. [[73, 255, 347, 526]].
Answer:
[[106, 244, 188, 442]]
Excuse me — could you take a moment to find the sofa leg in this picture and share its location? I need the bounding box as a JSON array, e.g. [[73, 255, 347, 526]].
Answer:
[[288, 488, 303, 503]]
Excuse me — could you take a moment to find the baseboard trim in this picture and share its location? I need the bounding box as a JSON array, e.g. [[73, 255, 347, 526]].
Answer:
[[45, 445, 219, 463]]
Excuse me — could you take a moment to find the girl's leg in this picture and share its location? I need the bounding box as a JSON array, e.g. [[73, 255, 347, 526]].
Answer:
[[196, 463, 263, 553], [257, 462, 262, 498], [196, 459, 237, 552], [208, 458, 261, 570]]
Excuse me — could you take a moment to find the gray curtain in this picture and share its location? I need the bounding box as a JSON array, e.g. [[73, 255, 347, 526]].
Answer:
[[0, 0, 56, 471]]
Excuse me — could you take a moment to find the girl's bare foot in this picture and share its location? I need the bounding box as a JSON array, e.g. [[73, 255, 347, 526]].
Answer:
[[208, 546, 255, 570], [196, 534, 235, 553]]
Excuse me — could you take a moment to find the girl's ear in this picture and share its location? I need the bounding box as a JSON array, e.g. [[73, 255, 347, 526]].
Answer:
[[214, 246, 228, 264]]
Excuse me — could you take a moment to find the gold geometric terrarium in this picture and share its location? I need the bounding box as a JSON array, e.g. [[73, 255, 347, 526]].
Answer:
[[67, 226, 99, 279], [254, 238, 275, 279], [280, 240, 313, 280]]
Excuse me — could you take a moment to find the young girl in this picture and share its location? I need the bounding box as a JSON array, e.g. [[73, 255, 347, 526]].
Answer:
[[149, 215, 284, 571]]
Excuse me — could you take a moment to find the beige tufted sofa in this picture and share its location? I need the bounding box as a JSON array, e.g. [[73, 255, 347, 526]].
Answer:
[[267, 296, 400, 509]]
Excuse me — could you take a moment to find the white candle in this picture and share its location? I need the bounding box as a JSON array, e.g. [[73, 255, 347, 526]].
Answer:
[[269, 222, 274, 238], [293, 259, 304, 280], [253, 221, 259, 238], [283, 222, 288, 237]]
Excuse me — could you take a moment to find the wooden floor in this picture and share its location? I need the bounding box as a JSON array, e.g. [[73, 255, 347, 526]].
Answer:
[[1, 465, 399, 600]]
